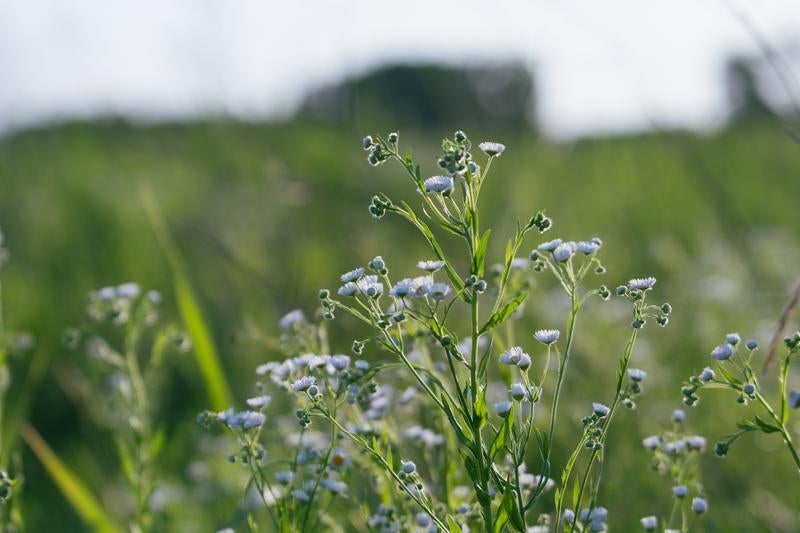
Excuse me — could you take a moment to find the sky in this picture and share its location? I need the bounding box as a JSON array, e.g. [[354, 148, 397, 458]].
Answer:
[[0, 0, 799, 139]]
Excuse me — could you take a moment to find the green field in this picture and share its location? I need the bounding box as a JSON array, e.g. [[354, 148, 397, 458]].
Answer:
[[1, 114, 799, 531]]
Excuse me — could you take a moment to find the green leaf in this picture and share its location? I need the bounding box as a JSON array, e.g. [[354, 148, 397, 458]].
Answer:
[[446, 515, 463, 533], [22, 425, 121, 533], [441, 394, 472, 446], [754, 415, 781, 434], [718, 365, 742, 386], [475, 229, 492, 277], [474, 387, 488, 429], [493, 478, 525, 533], [488, 406, 513, 460], [477, 337, 494, 379], [479, 292, 528, 335], [139, 183, 233, 411]]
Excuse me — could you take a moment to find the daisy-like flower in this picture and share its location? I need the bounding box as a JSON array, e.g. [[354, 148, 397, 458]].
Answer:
[[577, 240, 601, 254], [340, 267, 365, 283], [640, 516, 657, 531], [534, 329, 561, 345], [337, 282, 358, 297], [417, 260, 445, 272], [628, 277, 657, 290], [699, 367, 714, 381], [710, 343, 733, 360], [246, 395, 272, 408], [517, 353, 532, 369], [390, 278, 415, 298], [672, 485, 688, 498], [279, 309, 305, 330], [538, 238, 563, 252], [116, 282, 141, 299], [357, 275, 384, 298], [330, 448, 352, 469], [320, 479, 348, 495], [562, 510, 576, 524], [499, 346, 526, 365], [642, 435, 661, 450], [691, 497, 708, 514], [426, 282, 451, 301], [627, 368, 647, 382], [410, 275, 434, 297], [510, 257, 529, 269], [275, 471, 295, 485], [725, 332, 741, 345], [686, 436, 706, 451], [672, 409, 685, 422], [592, 402, 610, 417], [479, 141, 506, 157], [229, 411, 266, 430], [423, 175, 454, 194], [510, 382, 527, 401], [495, 401, 512, 417], [291, 376, 316, 392], [745, 339, 759, 350], [331, 355, 350, 371]]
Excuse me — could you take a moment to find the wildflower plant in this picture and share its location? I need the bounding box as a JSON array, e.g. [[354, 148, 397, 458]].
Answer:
[[0, 229, 32, 530], [65, 282, 191, 531], [196, 130, 674, 532], [682, 330, 800, 473], [638, 409, 708, 532]]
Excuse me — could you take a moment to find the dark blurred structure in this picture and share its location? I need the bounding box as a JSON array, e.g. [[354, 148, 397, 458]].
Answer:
[[725, 56, 778, 121], [299, 63, 537, 133]]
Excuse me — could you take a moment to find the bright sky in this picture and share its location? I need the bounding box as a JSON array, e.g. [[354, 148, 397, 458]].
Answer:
[[0, 0, 799, 139]]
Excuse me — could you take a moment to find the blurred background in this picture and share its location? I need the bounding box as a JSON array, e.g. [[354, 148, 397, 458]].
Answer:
[[1, 0, 800, 531]]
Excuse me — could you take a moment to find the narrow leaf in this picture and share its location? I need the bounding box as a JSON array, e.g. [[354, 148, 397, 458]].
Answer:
[[21, 425, 121, 533], [480, 292, 528, 335]]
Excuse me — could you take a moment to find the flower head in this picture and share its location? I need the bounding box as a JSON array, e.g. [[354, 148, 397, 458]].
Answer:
[[417, 260, 445, 272], [426, 282, 451, 301], [423, 175, 454, 194], [725, 332, 741, 345], [357, 275, 384, 298], [495, 401, 512, 417], [279, 309, 305, 330], [246, 395, 272, 408], [592, 402, 610, 418], [700, 367, 714, 382], [499, 346, 526, 365], [691, 497, 708, 514], [340, 267, 365, 283], [627, 368, 647, 382], [628, 277, 657, 290], [553, 242, 576, 262], [577, 240, 601, 254], [534, 329, 561, 345], [672, 485, 688, 498], [337, 282, 359, 297], [640, 516, 657, 531], [642, 435, 661, 450], [510, 382, 527, 401], [479, 141, 506, 157], [745, 339, 759, 350], [291, 376, 316, 392], [672, 409, 685, 422], [538, 238, 563, 252], [710, 343, 733, 361]]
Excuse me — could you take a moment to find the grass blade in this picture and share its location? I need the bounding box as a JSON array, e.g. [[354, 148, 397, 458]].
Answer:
[[20, 424, 121, 533], [139, 183, 233, 411]]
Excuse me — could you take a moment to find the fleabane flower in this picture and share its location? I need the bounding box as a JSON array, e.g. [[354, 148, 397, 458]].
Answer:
[[538, 238, 562, 252], [246, 395, 272, 408], [291, 376, 316, 392], [390, 278, 415, 298], [337, 282, 358, 297], [534, 329, 561, 345], [425, 282, 451, 301], [592, 402, 610, 417], [357, 275, 384, 298], [642, 435, 661, 450], [553, 242, 576, 262], [577, 240, 601, 254], [423, 175, 454, 194], [691, 497, 708, 514], [417, 260, 445, 272], [479, 141, 506, 157], [725, 332, 741, 345], [340, 267, 365, 283], [710, 343, 733, 361], [279, 309, 305, 330], [331, 355, 350, 371], [640, 516, 657, 531], [627, 368, 647, 382], [628, 277, 657, 290], [499, 346, 526, 365], [495, 401, 512, 417]]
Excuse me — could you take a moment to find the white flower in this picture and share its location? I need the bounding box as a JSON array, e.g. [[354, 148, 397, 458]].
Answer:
[[337, 282, 359, 297], [538, 238, 562, 252], [246, 395, 272, 408], [640, 516, 657, 530], [479, 141, 506, 157], [553, 241, 576, 262], [592, 402, 610, 417], [340, 267, 365, 283], [279, 309, 305, 330], [642, 436, 661, 450], [686, 435, 706, 451], [275, 471, 295, 485], [116, 282, 141, 299], [627, 368, 647, 382], [291, 376, 316, 392], [417, 260, 445, 272], [390, 278, 415, 297], [425, 282, 451, 301], [577, 240, 601, 254], [320, 479, 348, 495], [423, 175, 454, 194], [410, 275, 434, 297], [499, 346, 526, 365], [495, 401, 512, 417], [710, 343, 733, 360], [510, 382, 527, 401], [534, 329, 561, 345], [331, 355, 350, 371], [357, 275, 384, 298], [628, 277, 657, 290]]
